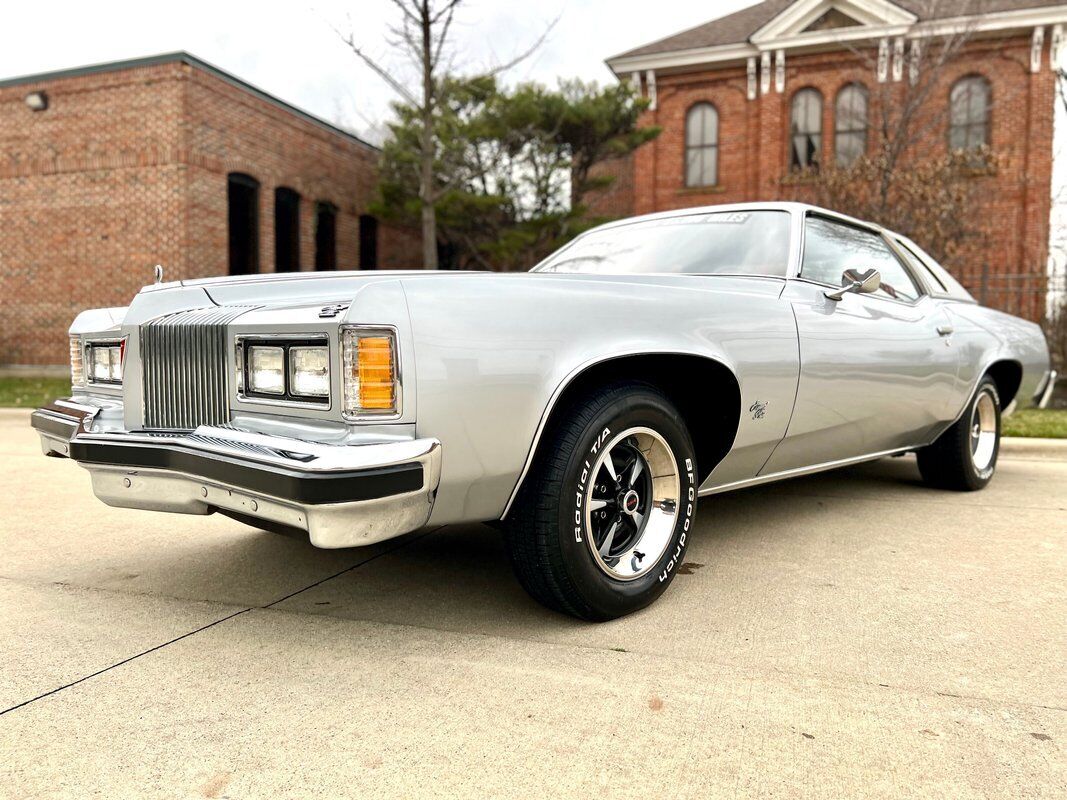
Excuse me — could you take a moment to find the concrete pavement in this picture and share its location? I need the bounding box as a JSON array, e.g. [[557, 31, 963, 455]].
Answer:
[[1, 409, 1064, 798]]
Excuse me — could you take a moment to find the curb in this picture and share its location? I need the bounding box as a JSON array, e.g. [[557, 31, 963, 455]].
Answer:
[[998, 436, 1067, 461]]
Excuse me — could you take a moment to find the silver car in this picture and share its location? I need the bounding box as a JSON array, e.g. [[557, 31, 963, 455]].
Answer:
[[32, 202, 1056, 620]]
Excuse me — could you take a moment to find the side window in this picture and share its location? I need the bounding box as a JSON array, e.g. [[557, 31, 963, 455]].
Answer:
[[894, 239, 947, 293], [801, 216, 922, 302]]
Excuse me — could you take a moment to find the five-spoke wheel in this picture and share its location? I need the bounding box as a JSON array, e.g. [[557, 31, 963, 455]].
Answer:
[[584, 428, 679, 581]]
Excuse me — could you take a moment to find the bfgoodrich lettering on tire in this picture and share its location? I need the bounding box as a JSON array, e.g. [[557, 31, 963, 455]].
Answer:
[[504, 381, 698, 621]]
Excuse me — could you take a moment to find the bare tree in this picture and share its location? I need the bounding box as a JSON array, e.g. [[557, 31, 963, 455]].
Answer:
[[334, 1, 555, 268], [790, 2, 990, 263]]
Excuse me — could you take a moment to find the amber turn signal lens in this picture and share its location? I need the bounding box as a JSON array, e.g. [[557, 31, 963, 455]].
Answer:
[[357, 336, 395, 409], [342, 328, 399, 417]]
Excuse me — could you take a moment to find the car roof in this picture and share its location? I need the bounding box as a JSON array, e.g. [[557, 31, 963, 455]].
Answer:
[[589, 201, 885, 235]]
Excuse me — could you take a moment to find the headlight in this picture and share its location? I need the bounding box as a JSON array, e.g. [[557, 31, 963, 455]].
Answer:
[[86, 340, 124, 385], [237, 337, 331, 405], [289, 346, 330, 398], [247, 346, 285, 395], [342, 327, 399, 417]]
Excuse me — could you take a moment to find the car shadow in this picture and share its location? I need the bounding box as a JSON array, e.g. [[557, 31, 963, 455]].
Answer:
[[258, 455, 931, 631]]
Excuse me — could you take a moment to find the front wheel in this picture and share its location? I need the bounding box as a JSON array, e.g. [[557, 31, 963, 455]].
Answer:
[[504, 382, 698, 621], [917, 376, 1001, 491]]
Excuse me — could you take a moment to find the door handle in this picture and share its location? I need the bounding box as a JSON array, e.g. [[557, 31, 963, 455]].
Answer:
[[937, 325, 954, 337]]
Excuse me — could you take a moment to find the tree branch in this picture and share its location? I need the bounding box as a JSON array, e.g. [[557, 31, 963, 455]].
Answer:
[[477, 15, 560, 78], [331, 23, 418, 106]]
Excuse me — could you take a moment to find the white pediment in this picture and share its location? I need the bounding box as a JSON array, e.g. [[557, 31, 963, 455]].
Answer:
[[751, 0, 918, 45]]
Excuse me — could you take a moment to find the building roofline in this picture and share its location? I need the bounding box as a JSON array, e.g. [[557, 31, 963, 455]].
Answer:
[[0, 51, 379, 151], [606, 2, 1067, 75]]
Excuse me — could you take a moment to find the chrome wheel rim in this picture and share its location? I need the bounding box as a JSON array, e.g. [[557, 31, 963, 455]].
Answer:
[[583, 427, 680, 581], [970, 390, 997, 472]]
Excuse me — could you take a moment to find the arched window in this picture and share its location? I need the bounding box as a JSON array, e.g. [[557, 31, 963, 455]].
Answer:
[[949, 75, 991, 151], [834, 83, 868, 167], [790, 88, 823, 171], [685, 103, 719, 187], [274, 187, 301, 272], [227, 172, 259, 276], [314, 201, 337, 271]]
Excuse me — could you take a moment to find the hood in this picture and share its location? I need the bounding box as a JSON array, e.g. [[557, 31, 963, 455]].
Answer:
[[140, 269, 490, 308]]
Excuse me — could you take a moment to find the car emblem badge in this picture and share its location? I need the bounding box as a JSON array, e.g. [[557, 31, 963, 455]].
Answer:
[[319, 303, 350, 319], [153, 264, 164, 285]]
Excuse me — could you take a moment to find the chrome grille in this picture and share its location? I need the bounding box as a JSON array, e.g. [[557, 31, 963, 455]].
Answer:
[[141, 306, 251, 430]]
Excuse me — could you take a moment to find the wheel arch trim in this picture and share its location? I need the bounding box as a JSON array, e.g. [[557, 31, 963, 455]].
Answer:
[[499, 348, 741, 520]]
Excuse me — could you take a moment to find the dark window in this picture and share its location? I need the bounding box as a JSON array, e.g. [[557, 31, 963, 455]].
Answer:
[[437, 241, 459, 270], [790, 89, 823, 171], [801, 215, 922, 302], [314, 201, 337, 271], [834, 83, 868, 167], [685, 103, 719, 187], [227, 173, 259, 275], [949, 75, 991, 151], [536, 210, 792, 277], [274, 187, 301, 272], [359, 214, 378, 269]]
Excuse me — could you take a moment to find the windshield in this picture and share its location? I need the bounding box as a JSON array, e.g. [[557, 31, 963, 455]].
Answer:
[[534, 210, 791, 276]]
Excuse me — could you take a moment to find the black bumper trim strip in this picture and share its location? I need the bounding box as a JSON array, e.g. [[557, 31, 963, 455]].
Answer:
[[67, 440, 424, 505]]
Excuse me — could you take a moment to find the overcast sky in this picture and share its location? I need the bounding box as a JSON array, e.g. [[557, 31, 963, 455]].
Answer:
[[0, 0, 756, 140]]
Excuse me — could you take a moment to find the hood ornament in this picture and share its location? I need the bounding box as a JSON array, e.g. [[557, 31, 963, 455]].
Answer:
[[153, 264, 164, 285]]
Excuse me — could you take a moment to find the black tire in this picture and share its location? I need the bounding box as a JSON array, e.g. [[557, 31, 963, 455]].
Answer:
[[504, 381, 698, 621], [917, 376, 1001, 491]]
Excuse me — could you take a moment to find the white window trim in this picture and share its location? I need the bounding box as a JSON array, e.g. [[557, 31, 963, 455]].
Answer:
[[607, 4, 1067, 76], [750, 0, 917, 45]]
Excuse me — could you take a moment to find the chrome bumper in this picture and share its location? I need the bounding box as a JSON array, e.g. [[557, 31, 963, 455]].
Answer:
[[31, 399, 442, 548]]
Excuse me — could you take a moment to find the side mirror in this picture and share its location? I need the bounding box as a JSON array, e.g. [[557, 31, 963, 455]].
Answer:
[[825, 268, 881, 301]]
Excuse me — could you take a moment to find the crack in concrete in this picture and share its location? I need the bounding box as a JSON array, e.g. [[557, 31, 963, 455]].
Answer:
[[0, 528, 438, 717]]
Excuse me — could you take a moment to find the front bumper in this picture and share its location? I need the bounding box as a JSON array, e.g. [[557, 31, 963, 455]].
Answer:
[[31, 399, 441, 548]]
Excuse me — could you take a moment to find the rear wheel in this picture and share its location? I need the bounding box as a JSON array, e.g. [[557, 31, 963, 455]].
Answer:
[[917, 376, 1001, 491], [504, 382, 698, 621]]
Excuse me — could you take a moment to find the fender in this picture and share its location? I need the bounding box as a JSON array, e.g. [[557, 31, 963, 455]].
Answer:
[[499, 348, 740, 519]]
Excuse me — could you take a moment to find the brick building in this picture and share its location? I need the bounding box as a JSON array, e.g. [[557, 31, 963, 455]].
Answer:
[[599, 0, 1067, 320], [0, 52, 422, 366]]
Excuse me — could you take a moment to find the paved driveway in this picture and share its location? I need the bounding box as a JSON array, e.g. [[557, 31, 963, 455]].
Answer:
[[1, 409, 1064, 799]]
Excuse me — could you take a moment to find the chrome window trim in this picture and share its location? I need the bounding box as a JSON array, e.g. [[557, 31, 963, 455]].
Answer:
[[340, 324, 404, 422], [531, 208, 796, 279], [789, 276, 928, 309], [797, 212, 927, 306], [234, 333, 333, 412]]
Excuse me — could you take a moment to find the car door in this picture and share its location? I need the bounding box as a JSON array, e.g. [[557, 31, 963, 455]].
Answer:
[[759, 213, 961, 475]]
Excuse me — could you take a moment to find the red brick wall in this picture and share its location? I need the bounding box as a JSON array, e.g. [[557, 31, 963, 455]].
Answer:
[[588, 34, 1055, 320], [0, 58, 422, 365], [584, 153, 636, 219]]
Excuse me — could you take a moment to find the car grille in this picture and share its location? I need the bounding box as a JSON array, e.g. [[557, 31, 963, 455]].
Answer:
[[140, 306, 251, 430]]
